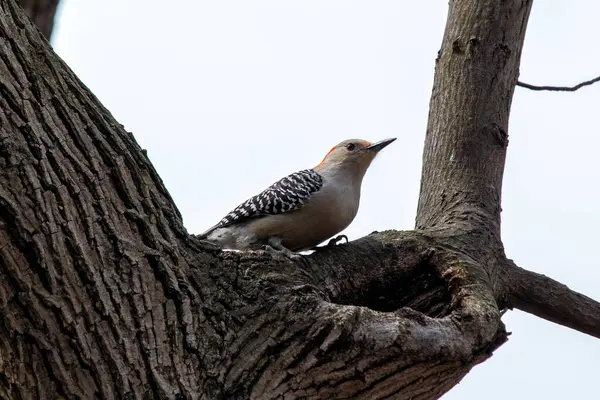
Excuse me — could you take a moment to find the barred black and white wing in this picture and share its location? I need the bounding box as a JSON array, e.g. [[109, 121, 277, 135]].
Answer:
[[199, 169, 323, 237]]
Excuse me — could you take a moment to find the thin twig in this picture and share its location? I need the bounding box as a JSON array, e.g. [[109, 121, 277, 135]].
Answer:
[[517, 75, 600, 92]]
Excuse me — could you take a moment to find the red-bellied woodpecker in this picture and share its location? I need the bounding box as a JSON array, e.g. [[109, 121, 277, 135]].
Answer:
[[198, 138, 396, 255]]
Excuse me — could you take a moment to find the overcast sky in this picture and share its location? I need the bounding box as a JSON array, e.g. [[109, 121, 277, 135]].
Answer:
[[52, 1, 600, 398]]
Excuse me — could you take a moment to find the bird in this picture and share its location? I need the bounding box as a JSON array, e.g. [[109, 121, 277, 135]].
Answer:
[[198, 138, 396, 256]]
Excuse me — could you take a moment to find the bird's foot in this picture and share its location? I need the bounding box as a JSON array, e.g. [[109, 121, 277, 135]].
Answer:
[[311, 235, 349, 251], [264, 237, 303, 261], [327, 234, 348, 247], [188, 235, 222, 252], [263, 245, 303, 261]]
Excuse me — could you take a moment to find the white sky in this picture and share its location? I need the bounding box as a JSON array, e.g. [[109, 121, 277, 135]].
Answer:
[[52, 1, 600, 398]]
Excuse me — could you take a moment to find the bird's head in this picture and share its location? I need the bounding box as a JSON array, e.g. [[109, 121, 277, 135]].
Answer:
[[315, 138, 396, 175]]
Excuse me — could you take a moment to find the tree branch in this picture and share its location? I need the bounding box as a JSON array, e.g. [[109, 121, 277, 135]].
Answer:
[[2, 0, 598, 398], [238, 231, 507, 399], [251, 302, 500, 400], [517, 75, 600, 92], [504, 260, 600, 339], [416, 0, 532, 236]]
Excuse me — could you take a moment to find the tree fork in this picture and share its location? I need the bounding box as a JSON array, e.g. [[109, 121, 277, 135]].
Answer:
[[1, 0, 600, 399]]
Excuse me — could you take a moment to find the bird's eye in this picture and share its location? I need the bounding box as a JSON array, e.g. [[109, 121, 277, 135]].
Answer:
[[346, 143, 356, 151]]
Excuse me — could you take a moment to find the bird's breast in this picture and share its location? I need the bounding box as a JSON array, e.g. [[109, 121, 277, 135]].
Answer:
[[289, 183, 360, 246], [241, 180, 361, 251]]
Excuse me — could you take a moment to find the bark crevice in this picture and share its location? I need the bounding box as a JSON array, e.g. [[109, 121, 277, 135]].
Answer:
[[1, 0, 599, 399]]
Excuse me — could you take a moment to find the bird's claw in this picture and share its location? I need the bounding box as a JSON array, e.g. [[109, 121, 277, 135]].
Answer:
[[263, 238, 303, 261], [311, 235, 349, 251], [327, 234, 348, 247]]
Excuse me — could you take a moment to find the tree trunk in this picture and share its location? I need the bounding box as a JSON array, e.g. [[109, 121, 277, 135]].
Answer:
[[0, 0, 598, 399]]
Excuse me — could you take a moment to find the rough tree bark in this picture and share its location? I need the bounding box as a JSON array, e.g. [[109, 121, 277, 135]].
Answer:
[[0, 0, 598, 399]]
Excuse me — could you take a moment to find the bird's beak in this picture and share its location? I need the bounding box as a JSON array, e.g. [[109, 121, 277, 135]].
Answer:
[[365, 138, 396, 153]]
